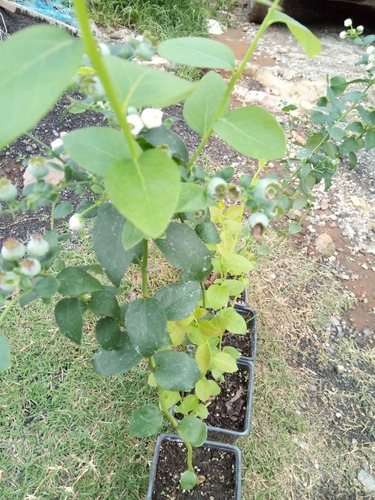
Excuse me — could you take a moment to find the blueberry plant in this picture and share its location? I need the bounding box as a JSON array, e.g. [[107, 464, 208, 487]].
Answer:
[[0, 0, 373, 491]]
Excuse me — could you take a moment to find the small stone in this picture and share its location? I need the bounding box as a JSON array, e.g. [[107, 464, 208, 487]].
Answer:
[[335, 364, 345, 374], [336, 412, 342, 418], [320, 199, 329, 210], [330, 222, 337, 228], [309, 385, 318, 392], [363, 329, 373, 337], [353, 274, 359, 280], [361, 263, 369, 270], [315, 233, 335, 255], [330, 316, 340, 327], [358, 469, 375, 493]]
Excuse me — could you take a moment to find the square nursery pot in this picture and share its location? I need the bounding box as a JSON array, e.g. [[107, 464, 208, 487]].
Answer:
[[222, 304, 257, 363], [147, 433, 242, 500], [206, 359, 255, 444]]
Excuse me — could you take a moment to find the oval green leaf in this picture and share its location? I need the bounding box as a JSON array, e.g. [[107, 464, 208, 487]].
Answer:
[[130, 404, 163, 437], [153, 281, 201, 321], [178, 416, 207, 447], [159, 37, 235, 70], [93, 332, 143, 376], [154, 351, 200, 391], [54, 298, 84, 344]]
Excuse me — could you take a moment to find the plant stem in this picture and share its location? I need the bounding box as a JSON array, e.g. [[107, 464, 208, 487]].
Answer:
[[141, 238, 149, 298], [73, 0, 139, 158], [187, 0, 281, 170]]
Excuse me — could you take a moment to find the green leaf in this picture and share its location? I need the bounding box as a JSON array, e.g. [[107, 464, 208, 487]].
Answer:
[[178, 416, 207, 447], [105, 149, 181, 238], [178, 394, 199, 415], [183, 71, 228, 136], [104, 56, 196, 108], [130, 404, 163, 437], [195, 221, 221, 244], [95, 317, 122, 350], [93, 333, 142, 376], [176, 184, 208, 213], [154, 351, 200, 391], [288, 222, 302, 235], [365, 130, 375, 151], [223, 254, 255, 274], [141, 127, 189, 164], [153, 281, 201, 321], [343, 91, 367, 102], [89, 290, 120, 318], [125, 298, 168, 357], [222, 308, 247, 334], [53, 201, 73, 219], [122, 219, 144, 251], [63, 127, 136, 176], [57, 267, 103, 296], [54, 298, 84, 344], [93, 204, 140, 286], [268, 10, 321, 58], [195, 378, 213, 402], [180, 470, 197, 491], [0, 335, 11, 371], [214, 106, 286, 160], [34, 276, 60, 299], [195, 343, 211, 375], [220, 279, 246, 297], [159, 37, 235, 70], [339, 137, 364, 154], [155, 222, 212, 281], [212, 351, 238, 373], [205, 284, 230, 310], [329, 127, 345, 141], [0, 25, 83, 149]]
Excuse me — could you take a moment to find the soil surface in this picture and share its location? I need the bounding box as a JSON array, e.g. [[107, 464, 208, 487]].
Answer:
[[151, 437, 239, 499], [0, 3, 374, 499]]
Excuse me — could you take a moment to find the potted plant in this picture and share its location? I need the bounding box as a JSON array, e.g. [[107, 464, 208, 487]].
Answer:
[[6, 0, 370, 496]]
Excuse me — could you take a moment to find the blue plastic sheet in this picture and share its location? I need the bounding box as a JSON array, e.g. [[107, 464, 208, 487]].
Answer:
[[12, 0, 77, 28]]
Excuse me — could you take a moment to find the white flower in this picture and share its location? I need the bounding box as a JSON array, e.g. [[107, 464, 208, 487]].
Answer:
[[69, 214, 85, 231], [366, 62, 375, 71], [127, 114, 144, 136], [0, 271, 19, 294], [366, 46, 375, 54], [339, 31, 347, 39], [27, 236, 49, 258], [356, 25, 364, 34], [50, 138, 63, 150], [141, 108, 163, 129], [98, 43, 111, 56], [344, 18, 352, 27], [19, 258, 41, 277], [1, 238, 26, 261]]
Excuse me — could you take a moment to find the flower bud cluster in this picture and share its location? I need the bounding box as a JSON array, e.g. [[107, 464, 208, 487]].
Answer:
[[339, 19, 364, 40], [0, 235, 50, 295], [206, 177, 242, 202], [127, 108, 164, 136], [365, 45, 375, 73]]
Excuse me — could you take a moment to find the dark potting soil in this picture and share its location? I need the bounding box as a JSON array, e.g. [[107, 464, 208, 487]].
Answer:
[[151, 440, 237, 500], [176, 367, 249, 433], [222, 309, 256, 359]]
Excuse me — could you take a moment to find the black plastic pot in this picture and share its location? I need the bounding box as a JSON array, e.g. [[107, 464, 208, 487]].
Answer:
[[223, 304, 257, 362], [207, 358, 255, 444], [147, 433, 242, 500]]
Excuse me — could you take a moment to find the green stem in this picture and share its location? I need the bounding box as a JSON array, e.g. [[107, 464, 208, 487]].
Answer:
[[73, 0, 139, 158], [187, 0, 281, 171], [141, 238, 149, 298], [200, 282, 206, 309]]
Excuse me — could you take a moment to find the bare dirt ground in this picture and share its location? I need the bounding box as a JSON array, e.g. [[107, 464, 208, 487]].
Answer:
[[0, 2, 374, 498]]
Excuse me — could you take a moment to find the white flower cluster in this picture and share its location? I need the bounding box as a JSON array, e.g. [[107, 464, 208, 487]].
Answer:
[[339, 19, 364, 39], [127, 108, 163, 136], [0, 235, 50, 294]]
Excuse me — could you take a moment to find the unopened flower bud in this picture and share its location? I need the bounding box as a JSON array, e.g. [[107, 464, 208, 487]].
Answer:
[[98, 42, 111, 56], [69, 214, 85, 231], [344, 18, 352, 27], [127, 114, 144, 136], [27, 236, 49, 258], [27, 156, 49, 179], [207, 177, 228, 200], [50, 138, 63, 151], [1, 238, 26, 261], [141, 108, 163, 129], [19, 258, 41, 277], [356, 25, 364, 34], [0, 271, 19, 294], [339, 31, 347, 39], [0, 178, 17, 202], [366, 46, 375, 54]]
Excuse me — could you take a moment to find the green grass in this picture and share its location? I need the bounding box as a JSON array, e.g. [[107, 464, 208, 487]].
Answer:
[[87, 0, 230, 39], [0, 298, 156, 499]]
